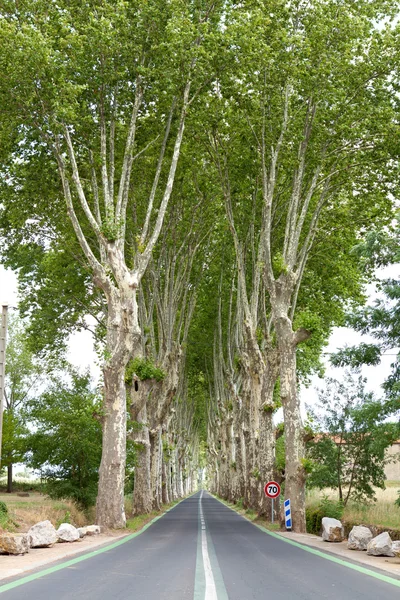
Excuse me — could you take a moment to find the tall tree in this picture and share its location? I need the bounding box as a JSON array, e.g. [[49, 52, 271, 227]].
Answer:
[[308, 373, 399, 505], [0, 1, 222, 527], [331, 219, 400, 406], [204, 0, 398, 530], [25, 366, 103, 510], [2, 313, 43, 493]]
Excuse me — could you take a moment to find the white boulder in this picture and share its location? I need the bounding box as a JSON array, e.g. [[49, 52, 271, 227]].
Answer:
[[367, 532, 394, 557], [322, 517, 344, 542], [347, 525, 373, 551], [0, 533, 30, 555], [391, 540, 400, 557], [85, 525, 101, 536], [56, 523, 80, 543], [77, 527, 87, 538], [28, 520, 57, 548]]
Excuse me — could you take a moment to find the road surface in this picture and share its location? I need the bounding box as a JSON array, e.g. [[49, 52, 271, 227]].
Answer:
[[0, 491, 398, 599]]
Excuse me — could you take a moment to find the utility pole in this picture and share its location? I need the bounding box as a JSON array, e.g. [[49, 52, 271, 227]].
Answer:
[[0, 304, 8, 465]]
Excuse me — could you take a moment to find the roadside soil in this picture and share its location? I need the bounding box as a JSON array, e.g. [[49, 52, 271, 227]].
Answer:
[[0, 530, 130, 581]]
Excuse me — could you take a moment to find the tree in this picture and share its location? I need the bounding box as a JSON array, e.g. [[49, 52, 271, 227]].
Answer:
[[331, 218, 400, 407], [25, 367, 103, 511], [204, 0, 399, 530], [0, 1, 222, 527], [2, 313, 43, 493], [308, 373, 398, 506]]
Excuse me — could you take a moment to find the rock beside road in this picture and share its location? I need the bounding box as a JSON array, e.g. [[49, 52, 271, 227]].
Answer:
[[86, 525, 101, 536], [0, 533, 30, 555], [57, 523, 80, 543], [28, 520, 58, 548], [367, 532, 395, 557], [347, 525, 373, 551], [391, 540, 400, 557], [322, 517, 344, 542]]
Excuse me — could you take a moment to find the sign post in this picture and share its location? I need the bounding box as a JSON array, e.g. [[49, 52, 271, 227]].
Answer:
[[264, 481, 281, 524]]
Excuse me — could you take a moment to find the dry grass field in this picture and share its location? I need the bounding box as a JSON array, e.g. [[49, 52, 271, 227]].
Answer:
[[0, 490, 179, 534], [0, 492, 92, 532], [306, 481, 400, 530]]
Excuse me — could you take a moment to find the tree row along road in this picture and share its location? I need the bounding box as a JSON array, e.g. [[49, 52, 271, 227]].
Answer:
[[0, 492, 399, 600]]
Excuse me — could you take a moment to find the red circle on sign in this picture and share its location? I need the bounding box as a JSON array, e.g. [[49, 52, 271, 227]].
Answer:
[[264, 481, 281, 498]]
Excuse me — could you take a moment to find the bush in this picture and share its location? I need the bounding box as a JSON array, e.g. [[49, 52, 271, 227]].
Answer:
[[125, 358, 165, 383], [0, 480, 46, 493], [0, 501, 17, 531], [306, 495, 344, 535], [306, 506, 324, 535], [319, 495, 344, 520]]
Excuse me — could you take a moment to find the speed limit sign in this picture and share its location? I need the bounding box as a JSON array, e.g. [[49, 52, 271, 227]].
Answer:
[[264, 481, 281, 499]]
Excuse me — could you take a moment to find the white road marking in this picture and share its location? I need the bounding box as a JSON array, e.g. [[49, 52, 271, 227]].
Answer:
[[199, 491, 218, 600]]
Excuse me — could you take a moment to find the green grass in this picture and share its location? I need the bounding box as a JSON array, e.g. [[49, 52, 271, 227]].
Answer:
[[213, 495, 280, 530], [260, 521, 281, 531], [125, 499, 180, 532]]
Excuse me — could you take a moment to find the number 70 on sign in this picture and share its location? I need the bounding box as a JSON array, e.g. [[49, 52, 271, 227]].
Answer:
[[264, 481, 281, 499], [264, 481, 281, 524]]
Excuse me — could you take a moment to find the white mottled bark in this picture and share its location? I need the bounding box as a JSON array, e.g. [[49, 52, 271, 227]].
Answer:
[[132, 404, 152, 515]]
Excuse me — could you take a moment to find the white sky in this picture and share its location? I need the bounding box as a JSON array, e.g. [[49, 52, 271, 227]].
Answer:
[[0, 263, 398, 411]]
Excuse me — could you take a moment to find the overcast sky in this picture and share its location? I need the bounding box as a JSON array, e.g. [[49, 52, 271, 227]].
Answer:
[[1, 262, 398, 414]]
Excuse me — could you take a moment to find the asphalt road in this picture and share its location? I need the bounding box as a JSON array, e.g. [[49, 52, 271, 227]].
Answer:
[[0, 491, 398, 599]]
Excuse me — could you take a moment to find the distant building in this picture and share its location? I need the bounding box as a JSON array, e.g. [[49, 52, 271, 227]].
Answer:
[[385, 440, 400, 481], [313, 435, 400, 483]]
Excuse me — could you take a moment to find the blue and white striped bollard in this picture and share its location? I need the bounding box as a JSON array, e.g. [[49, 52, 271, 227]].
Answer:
[[284, 498, 292, 530]]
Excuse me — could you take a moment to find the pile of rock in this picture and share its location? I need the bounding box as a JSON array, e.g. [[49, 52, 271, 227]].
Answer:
[[347, 525, 400, 557], [0, 520, 101, 555], [322, 518, 400, 558]]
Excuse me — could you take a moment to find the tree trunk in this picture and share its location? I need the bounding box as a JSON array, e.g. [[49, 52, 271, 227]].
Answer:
[[177, 456, 184, 497], [171, 449, 178, 500], [132, 404, 153, 515], [96, 288, 139, 528], [278, 317, 306, 533], [258, 362, 279, 519], [150, 427, 162, 511], [240, 424, 248, 504], [96, 364, 127, 528], [7, 464, 12, 494], [162, 458, 169, 504]]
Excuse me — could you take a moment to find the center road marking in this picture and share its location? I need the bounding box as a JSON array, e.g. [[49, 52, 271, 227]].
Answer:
[[199, 490, 218, 600]]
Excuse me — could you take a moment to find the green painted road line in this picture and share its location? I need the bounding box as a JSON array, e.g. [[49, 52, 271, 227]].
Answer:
[[213, 495, 400, 589], [0, 493, 196, 595], [205, 526, 229, 600]]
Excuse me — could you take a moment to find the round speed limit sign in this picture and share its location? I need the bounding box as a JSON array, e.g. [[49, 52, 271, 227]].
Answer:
[[264, 481, 281, 499]]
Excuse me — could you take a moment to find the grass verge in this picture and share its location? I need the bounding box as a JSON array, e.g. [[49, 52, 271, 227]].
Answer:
[[125, 499, 179, 532], [213, 495, 281, 531]]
